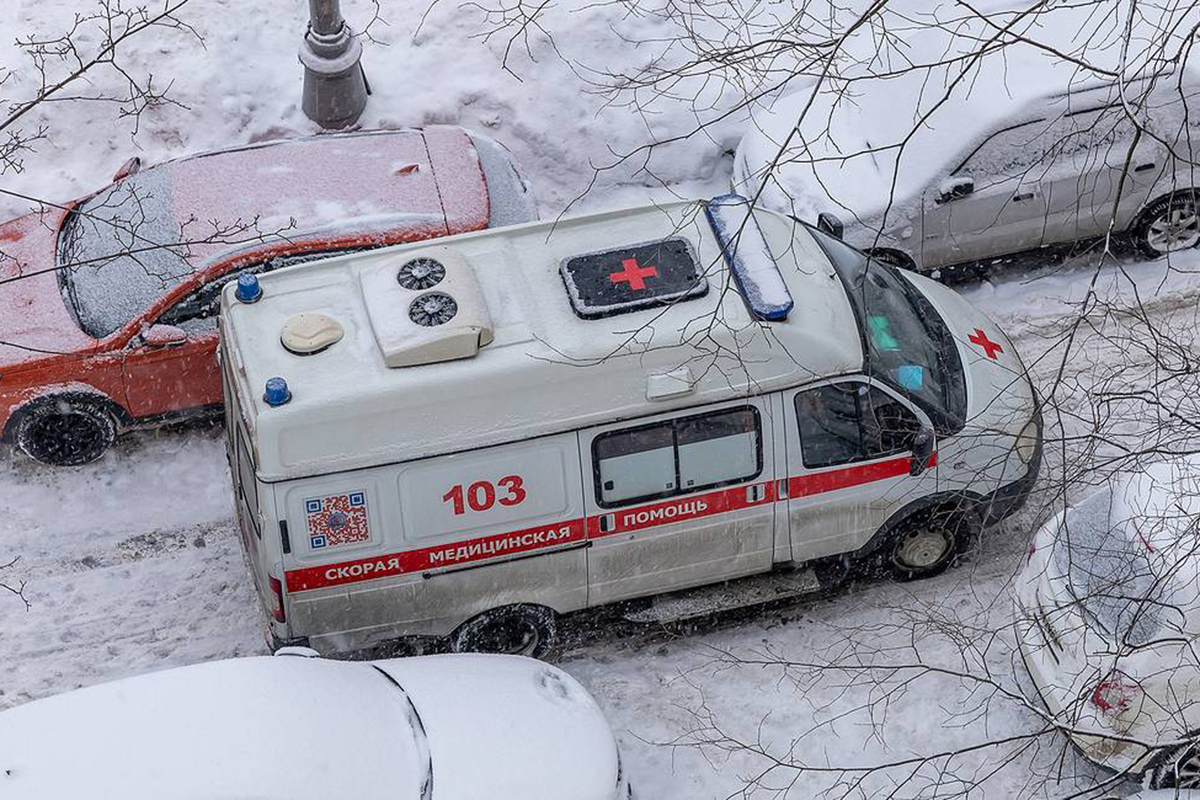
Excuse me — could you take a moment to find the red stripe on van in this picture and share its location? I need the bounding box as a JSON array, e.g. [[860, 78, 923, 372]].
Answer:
[[285, 518, 586, 592], [284, 454, 934, 592], [588, 481, 774, 537], [787, 452, 936, 499]]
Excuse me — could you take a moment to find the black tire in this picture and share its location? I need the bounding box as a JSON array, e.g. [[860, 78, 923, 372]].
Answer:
[[451, 604, 558, 660], [14, 395, 116, 466], [1149, 741, 1200, 788], [1133, 190, 1200, 259], [887, 507, 980, 581], [865, 248, 918, 272]]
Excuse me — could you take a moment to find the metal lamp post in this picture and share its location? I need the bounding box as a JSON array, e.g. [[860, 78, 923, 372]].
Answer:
[[299, 0, 369, 129]]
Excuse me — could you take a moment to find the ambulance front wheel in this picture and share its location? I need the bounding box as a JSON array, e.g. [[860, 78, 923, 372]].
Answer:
[[450, 604, 559, 660], [887, 507, 980, 581]]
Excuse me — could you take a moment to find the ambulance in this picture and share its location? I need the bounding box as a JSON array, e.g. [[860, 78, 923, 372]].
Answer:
[[218, 195, 1042, 656]]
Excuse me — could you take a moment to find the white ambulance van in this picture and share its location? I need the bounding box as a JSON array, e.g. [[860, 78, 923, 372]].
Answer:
[[219, 195, 1042, 656]]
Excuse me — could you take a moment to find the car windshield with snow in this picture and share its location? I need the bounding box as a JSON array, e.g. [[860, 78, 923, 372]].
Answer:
[[217, 195, 1041, 659], [58, 167, 196, 339]]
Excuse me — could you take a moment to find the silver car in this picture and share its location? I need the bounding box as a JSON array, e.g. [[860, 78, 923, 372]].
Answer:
[[735, 69, 1200, 275]]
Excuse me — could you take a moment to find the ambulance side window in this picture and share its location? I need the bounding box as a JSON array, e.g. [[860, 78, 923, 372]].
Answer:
[[594, 423, 676, 505], [796, 384, 920, 469], [593, 406, 762, 507], [677, 408, 759, 490]]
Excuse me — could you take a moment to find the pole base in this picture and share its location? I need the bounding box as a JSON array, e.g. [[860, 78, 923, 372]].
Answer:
[[299, 26, 368, 130]]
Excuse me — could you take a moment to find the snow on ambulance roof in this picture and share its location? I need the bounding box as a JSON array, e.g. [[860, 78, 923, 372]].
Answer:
[[734, 2, 1198, 226], [221, 199, 861, 481]]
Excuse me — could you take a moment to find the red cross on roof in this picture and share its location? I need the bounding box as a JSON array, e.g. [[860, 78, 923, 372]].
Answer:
[[969, 328, 1003, 359], [609, 258, 658, 291]]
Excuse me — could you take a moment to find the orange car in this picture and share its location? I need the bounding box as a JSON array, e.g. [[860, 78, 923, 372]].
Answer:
[[0, 127, 533, 465]]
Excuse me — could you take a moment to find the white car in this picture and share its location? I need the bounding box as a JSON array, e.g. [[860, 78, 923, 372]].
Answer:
[[0, 652, 629, 799], [1016, 456, 1200, 789]]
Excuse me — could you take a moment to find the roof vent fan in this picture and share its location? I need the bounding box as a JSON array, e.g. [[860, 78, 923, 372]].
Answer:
[[359, 244, 494, 368], [408, 292, 458, 327], [397, 257, 446, 290]]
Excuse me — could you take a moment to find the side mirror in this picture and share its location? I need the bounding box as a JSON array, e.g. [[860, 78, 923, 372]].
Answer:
[[936, 176, 974, 205], [816, 212, 844, 240], [112, 156, 142, 182], [909, 427, 936, 476], [140, 323, 187, 348]]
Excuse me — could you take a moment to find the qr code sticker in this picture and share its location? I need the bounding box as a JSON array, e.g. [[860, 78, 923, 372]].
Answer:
[[304, 491, 370, 549]]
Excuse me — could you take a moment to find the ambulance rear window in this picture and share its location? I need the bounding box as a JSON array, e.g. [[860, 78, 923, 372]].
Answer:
[[560, 238, 708, 319]]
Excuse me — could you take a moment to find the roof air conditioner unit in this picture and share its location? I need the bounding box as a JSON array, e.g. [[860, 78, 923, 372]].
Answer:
[[359, 246, 494, 368]]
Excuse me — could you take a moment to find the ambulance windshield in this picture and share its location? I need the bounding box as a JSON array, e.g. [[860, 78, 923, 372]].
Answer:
[[810, 229, 967, 434]]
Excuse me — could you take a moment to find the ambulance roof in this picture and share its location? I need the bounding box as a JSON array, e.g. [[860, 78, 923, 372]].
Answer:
[[221, 200, 863, 481]]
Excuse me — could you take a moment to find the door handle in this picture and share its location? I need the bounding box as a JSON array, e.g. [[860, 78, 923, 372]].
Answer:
[[1012, 192, 1035, 203], [1134, 162, 1157, 173]]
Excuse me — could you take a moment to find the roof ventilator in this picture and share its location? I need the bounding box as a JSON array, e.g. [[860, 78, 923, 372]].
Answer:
[[704, 194, 794, 321], [359, 245, 494, 368], [281, 313, 344, 356]]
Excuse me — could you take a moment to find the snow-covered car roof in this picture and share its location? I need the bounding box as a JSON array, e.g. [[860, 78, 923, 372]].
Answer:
[[0, 653, 620, 800], [55, 127, 492, 340], [734, 3, 1200, 228], [220, 199, 862, 481]]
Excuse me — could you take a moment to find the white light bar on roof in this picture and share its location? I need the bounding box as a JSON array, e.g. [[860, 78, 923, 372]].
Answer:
[[704, 193, 794, 322]]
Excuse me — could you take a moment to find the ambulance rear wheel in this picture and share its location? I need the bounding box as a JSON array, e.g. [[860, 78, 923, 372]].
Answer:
[[451, 604, 558, 660], [888, 508, 978, 581]]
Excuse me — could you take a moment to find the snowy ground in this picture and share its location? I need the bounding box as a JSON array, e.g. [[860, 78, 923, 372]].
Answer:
[[4, 0, 1200, 797]]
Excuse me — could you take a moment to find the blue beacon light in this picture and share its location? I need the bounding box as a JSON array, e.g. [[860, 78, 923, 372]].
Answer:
[[263, 377, 292, 407], [236, 273, 263, 303]]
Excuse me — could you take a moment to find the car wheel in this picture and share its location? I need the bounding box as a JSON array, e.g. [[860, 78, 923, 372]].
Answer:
[[1134, 191, 1200, 258], [1150, 741, 1200, 788], [14, 396, 116, 466], [451, 604, 558, 660], [888, 507, 979, 581]]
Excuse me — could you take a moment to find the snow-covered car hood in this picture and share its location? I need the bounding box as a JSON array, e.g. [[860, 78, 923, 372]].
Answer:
[[0, 210, 96, 369], [377, 654, 621, 800], [0, 656, 430, 800]]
